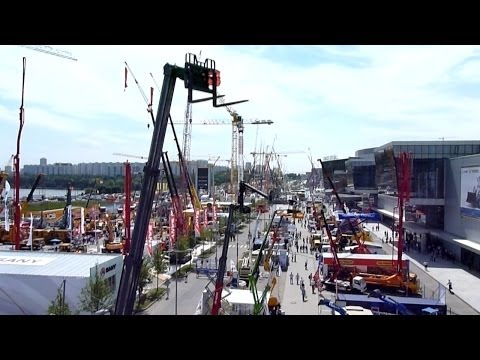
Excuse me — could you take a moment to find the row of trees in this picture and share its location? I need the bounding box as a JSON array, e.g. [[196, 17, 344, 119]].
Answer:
[[48, 247, 169, 315], [18, 170, 231, 194]]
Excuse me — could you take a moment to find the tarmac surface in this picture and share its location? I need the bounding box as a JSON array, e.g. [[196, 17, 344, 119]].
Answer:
[[279, 215, 480, 315]]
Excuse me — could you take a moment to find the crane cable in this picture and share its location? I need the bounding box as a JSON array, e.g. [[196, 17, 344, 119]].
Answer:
[[124, 61, 155, 127]]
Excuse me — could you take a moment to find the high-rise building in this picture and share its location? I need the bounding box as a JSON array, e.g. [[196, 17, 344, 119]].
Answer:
[[40, 158, 47, 166]]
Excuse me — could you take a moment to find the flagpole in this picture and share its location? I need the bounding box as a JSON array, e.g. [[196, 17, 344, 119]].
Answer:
[[28, 212, 33, 251]]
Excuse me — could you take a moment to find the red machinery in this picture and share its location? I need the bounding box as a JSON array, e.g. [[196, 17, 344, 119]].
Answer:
[[395, 152, 412, 274], [115, 53, 246, 315]]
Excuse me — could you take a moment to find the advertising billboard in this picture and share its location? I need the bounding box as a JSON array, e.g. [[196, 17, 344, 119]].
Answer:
[[197, 167, 209, 193], [460, 166, 480, 219]]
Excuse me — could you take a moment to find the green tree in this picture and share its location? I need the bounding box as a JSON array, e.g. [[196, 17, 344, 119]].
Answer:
[[151, 247, 168, 291], [47, 280, 71, 315], [176, 235, 190, 251], [78, 264, 113, 314], [137, 258, 153, 307]]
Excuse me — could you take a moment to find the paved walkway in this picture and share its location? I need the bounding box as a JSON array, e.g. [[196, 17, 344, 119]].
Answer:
[[278, 214, 480, 315], [368, 222, 480, 315], [280, 219, 331, 315]]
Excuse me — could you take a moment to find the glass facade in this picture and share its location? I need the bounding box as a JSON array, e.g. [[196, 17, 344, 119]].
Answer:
[[346, 160, 376, 190], [322, 159, 347, 192], [375, 142, 480, 198], [374, 147, 397, 194]]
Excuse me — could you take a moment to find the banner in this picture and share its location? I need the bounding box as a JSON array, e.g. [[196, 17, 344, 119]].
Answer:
[[146, 221, 153, 256], [27, 213, 33, 249], [4, 180, 10, 231], [194, 209, 201, 237], [213, 203, 217, 222], [67, 205, 72, 230], [80, 207, 85, 235], [338, 212, 380, 221], [460, 166, 480, 219], [169, 209, 176, 248]]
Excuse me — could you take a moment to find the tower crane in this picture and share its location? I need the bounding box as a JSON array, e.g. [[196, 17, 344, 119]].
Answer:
[[18, 45, 78, 61], [215, 97, 246, 197], [172, 119, 273, 196], [112, 152, 148, 161]]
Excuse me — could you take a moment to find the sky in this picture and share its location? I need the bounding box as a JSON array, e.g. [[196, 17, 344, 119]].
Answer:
[[1, 45, 480, 174]]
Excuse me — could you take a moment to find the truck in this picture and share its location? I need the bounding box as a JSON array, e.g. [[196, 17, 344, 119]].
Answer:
[[322, 275, 368, 293]]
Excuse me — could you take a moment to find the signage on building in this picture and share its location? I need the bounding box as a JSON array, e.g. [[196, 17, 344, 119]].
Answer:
[[460, 166, 480, 219], [197, 167, 209, 193], [338, 212, 380, 221], [0, 256, 55, 266]]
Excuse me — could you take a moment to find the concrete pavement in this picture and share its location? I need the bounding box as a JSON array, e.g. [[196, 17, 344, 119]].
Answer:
[[279, 218, 331, 315], [278, 214, 480, 315], [368, 222, 480, 315]]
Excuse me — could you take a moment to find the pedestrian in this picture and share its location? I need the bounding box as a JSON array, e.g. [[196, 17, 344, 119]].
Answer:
[[423, 261, 428, 271], [164, 278, 171, 300], [310, 277, 316, 294], [447, 280, 454, 294], [295, 272, 300, 285], [305, 259, 308, 270], [290, 272, 294, 285], [184, 271, 188, 283], [300, 283, 307, 302]]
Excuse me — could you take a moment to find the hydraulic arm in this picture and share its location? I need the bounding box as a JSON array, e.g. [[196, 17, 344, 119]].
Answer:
[[211, 181, 273, 315], [115, 53, 246, 315]]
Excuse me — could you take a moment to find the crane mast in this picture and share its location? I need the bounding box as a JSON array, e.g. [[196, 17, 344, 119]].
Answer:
[[114, 53, 246, 315], [19, 45, 78, 61], [182, 102, 193, 162]]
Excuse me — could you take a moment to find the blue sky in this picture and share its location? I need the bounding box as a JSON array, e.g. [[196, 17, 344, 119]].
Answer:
[[1, 45, 480, 174]]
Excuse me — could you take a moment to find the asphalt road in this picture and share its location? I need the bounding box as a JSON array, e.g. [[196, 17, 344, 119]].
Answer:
[[144, 212, 271, 315]]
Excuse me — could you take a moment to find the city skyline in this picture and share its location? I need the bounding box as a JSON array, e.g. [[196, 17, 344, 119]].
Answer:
[[1, 45, 480, 173]]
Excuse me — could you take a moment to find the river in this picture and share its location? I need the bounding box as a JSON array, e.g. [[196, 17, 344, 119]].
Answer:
[[16, 188, 85, 198]]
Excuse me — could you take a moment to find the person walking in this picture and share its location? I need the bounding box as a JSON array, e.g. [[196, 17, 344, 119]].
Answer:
[[300, 283, 307, 302], [305, 259, 308, 270], [290, 272, 294, 285], [295, 272, 300, 285], [447, 280, 454, 294], [164, 278, 171, 300]]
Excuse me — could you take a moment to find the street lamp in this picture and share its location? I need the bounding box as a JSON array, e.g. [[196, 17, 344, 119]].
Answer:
[[167, 247, 193, 315], [208, 156, 221, 198]]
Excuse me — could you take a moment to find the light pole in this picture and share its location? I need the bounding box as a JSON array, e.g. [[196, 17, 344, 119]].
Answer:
[[208, 156, 221, 198], [168, 247, 193, 315]]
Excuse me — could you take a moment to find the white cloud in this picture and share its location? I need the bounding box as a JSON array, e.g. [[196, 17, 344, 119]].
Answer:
[[1, 45, 480, 174]]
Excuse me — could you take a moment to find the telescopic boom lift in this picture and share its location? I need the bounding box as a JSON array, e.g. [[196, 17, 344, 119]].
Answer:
[[114, 53, 247, 315]]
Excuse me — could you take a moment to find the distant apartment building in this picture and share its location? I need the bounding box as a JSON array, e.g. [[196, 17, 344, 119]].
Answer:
[[22, 158, 228, 178]]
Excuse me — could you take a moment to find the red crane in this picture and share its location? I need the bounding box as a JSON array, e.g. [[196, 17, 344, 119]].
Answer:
[[395, 152, 411, 274]]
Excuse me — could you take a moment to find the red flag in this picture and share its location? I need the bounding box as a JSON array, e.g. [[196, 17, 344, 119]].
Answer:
[[124, 66, 128, 91], [194, 209, 201, 237], [169, 209, 176, 248]]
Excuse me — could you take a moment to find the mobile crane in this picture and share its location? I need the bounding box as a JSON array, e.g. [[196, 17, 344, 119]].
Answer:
[[114, 53, 247, 315], [368, 289, 414, 315], [211, 180, 273, 315]]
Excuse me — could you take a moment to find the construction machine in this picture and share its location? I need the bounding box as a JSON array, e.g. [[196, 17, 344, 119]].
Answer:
[[1, 173, 44, 244], [114, 53, 247, 315], [210, 180, 273, 315], [102, 217, 123, 253], [368, 289, 414, 315]]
